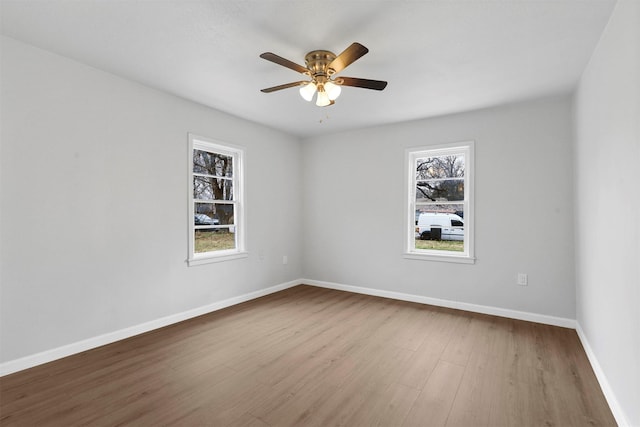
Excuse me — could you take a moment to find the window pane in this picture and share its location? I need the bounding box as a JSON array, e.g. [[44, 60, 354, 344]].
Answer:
[[193, 176, 233, 200], [189, 136, 244, 263], [416, 155, 464, 180], [416, 178, 464, 202], [414, 206, 464, 252], [194, 229, 236, 253], [194, 203, 235, 226], [193, 149, 233, 177], [407, 144, 473, 260], [415, 205, 464, 221]]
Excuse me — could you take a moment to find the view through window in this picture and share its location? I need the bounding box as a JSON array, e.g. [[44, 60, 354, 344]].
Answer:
[[407, 142, 474, 262], [188, 134, 245, 265]]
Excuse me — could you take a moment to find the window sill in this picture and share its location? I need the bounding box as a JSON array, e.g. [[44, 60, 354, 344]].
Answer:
[[403, 252, 476, 264], [188, 251, 249, 266]]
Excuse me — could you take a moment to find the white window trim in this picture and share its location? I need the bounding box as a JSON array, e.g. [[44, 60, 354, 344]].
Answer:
[[403, 141, 475, 264], [187, 133, 247, 266]]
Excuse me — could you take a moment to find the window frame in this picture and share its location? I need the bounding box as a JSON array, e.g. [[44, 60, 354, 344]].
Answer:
[[404, 141, 475, 264], [187, 133, 247, 266]]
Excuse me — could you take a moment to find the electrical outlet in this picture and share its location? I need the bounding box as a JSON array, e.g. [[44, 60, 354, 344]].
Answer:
[[517, 273, 528, 286], [283, 255, 288, 265]]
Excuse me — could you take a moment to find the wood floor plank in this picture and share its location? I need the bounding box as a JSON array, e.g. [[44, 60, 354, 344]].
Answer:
[[306, 346, 416, 426], [445, 338, 503, 427], [440, 312, 475, 366], [402, 360, 466, 427], [0, 285, 617, 427], [342, 382, 420, 427]]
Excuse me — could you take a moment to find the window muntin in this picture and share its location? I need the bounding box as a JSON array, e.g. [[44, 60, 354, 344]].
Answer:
[[188, 134, 246, 265], [406, 142, 474, 263]]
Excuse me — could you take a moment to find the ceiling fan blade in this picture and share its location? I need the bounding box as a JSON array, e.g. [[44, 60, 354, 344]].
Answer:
[[260, 52, 309, 74], [336, 77, 388, 91], [260, 81, 309, 93], [328, 42, 369, 73]]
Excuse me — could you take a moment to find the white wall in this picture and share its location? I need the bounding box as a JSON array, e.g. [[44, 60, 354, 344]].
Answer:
[[302, 95, 576, 319], [0, 36, 302, 363], [574, 0, 640, 425]]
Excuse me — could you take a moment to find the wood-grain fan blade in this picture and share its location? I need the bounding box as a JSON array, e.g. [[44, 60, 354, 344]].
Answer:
[[328, 43, 369, 73], [260, 81, 309, 93], [336, 77, 388, 91], [259, 52, 309, 74]]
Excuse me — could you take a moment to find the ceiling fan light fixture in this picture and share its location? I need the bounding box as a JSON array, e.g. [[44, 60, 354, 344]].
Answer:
[[324, 81, 341, 101], [315, 88, 331, 107], [299, 82, 316, 102]]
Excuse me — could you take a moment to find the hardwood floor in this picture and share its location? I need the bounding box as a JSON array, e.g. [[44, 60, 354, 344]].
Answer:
[[0, 285, 616, 426]]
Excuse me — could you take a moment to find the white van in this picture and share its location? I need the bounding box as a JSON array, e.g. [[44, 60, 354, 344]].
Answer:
[[416, 212, 464, 241]]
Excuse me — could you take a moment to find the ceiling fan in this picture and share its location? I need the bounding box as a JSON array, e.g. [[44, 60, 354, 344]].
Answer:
[[259, 42, 388, 107]]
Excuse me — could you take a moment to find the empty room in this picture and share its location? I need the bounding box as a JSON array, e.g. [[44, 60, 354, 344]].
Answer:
[[1, 0, 638, 426]]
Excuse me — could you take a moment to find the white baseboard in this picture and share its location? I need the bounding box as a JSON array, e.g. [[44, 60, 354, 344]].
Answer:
[[0, 280, 299, 377], [575, 323, 630, 427], [0, 278, 579, 373], [302, 279, 576, 329]]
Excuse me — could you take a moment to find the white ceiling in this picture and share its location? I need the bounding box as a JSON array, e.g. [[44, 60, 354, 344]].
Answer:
[[1, 0, 615, 138]]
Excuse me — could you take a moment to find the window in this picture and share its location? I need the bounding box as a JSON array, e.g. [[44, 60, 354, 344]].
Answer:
[[188, 134, 246, 265], [405, 142, 474, 263]]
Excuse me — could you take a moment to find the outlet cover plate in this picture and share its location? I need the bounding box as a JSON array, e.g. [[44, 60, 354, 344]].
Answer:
[[517, 273, 528, 286]]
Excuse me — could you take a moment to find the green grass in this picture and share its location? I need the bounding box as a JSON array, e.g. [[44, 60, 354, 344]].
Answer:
[[414, 239, 464, 252], [195, 230, 236, 253]]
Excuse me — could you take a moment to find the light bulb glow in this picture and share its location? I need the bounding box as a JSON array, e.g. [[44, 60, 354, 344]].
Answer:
[[299, 82, 316, 102], [324, 81, 342, 101], [315, 89, 331, 107]]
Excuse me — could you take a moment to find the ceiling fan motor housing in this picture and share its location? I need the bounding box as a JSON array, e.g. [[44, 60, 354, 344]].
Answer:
[[305, 50, 337, 84]]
